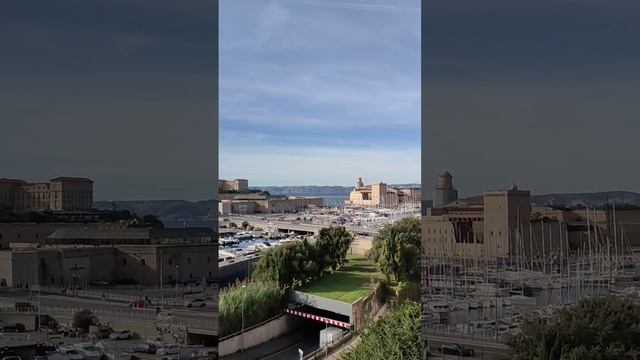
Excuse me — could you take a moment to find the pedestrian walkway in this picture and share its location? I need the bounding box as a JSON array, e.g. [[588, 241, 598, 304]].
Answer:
[[221, 330, 310, 360], [326, 302, 390, 359]]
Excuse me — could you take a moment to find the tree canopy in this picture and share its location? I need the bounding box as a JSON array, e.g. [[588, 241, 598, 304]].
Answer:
[[369, 217, 421, 282], [252, 226, 353, 287], [510, 297, 640, 360], [342, 301, 423, 360]]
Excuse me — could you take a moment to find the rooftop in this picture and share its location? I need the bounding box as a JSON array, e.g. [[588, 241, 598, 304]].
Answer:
[[299, 255, 382, 304]]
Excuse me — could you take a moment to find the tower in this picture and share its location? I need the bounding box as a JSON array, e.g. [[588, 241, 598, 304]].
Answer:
[[432, 171, 458, 208]]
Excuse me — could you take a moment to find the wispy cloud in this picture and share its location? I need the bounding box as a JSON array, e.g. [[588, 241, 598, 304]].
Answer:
[[297, 0, 419, 14]]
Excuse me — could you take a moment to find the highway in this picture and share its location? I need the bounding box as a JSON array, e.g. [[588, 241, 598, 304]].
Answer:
[[226, 216, 379, 236], [0, 290, 218, 332]]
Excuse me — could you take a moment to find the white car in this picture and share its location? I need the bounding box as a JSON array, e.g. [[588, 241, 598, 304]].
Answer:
[[109, 329, 133, 340], [157, 344, 180, 355], [185, 298, 207, 308]]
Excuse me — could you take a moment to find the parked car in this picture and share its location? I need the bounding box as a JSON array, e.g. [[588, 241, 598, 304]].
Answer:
[[132, 342, 156, 354], [185, 298, 207, 308], [63, 350, 86, 360], [156, 344, 179, 356], [1, 323, 25, 332], [439, 344, 475, 357], [73, 342, 104, 360], [109, 329, 133, 340]]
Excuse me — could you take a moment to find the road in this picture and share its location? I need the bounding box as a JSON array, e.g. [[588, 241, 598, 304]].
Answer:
[[0, 290, 218, 331]]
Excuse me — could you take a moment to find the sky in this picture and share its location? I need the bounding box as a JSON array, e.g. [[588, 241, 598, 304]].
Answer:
[[219, 0, 421, 187], [423, 0, 640, 197], [0, 1, 217, 201]]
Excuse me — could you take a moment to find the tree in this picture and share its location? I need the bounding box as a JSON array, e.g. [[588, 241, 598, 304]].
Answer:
[[342, 301, 423, 360], [316, 226, 353, 271], [369, 217, 420, 282], [510, 297, 640, 360], [241, 220, 250, 230], [141, 214, 164, 229], [72, 309, 98, 334]]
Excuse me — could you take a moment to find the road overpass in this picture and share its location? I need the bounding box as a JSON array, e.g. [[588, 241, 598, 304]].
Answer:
[[226, 216, 379, 236]]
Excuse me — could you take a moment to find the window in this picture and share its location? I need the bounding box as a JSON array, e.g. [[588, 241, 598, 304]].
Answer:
[[123, 259, 127, 266], [169, 258, 173, 266], [141, 258, 146, 266], [187, 257, 191, 265], [207, 256, 211, 263]]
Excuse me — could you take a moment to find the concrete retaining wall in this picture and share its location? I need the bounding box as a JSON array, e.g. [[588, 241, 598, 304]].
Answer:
[[219, 314, 301, 357], [290, 291, 353, 317], [351, 282, 383, 331]]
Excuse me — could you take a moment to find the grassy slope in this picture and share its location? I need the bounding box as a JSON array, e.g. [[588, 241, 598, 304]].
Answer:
[[300, 255, 383, 303]]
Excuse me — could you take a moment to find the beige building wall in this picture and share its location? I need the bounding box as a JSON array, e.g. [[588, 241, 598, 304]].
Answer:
[[483, 189, 531, 259], [0, 177, 93, 213], [0, 243, 217, 287]]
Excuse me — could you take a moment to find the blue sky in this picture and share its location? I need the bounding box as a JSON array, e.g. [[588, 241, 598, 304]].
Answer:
[[423, 0, 640, 196], [219, 0, 421, 186]]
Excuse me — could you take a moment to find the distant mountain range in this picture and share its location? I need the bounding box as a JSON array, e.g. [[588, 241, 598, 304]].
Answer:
[[94, 190, 640, 223], [252, 184, 421, 196], [93, 200, 217, 223], [462, 191, 640, 207]]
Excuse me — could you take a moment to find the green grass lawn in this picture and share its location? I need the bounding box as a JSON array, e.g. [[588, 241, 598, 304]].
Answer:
[[299, 255, 383, 304]]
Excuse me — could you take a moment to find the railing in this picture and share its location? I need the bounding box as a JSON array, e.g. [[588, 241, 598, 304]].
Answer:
[[303, 331, 354, 360], [423, 323, 512, 345], [0, 298, 216, 331]]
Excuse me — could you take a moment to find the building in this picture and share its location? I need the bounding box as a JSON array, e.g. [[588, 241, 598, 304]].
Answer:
[[0, 226, 218, 287], [345, 178, 421, 207], [0, 177, 93, 213], [423, 172, 640, 264], [432, 171, 458, 208], [218, 194, 323, 215], [217, 178, 323, 215], [218, 179, 249, 193]]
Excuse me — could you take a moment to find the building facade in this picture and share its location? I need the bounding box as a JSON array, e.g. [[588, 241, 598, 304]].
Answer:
[[346, 178, 421, 207], [0, 226, 218, 287], [218, 179, 249, 193], [0, 177, 93, 213]]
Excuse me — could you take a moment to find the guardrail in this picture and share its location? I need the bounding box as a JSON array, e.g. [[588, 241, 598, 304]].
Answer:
[[0, 298, 216, 331], [423, 323, 511, 345], [303, 330, 354, 359]]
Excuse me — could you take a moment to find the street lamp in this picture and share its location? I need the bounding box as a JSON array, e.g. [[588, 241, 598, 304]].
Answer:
[[241, 284, 247, 352]]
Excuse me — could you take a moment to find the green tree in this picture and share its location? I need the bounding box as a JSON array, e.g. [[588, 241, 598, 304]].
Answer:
[[343, 301, 423, 360], [316, 226, 353, 271], [510, 297, 640, 360], [369, 217, 420, 282], [72, 309, 98, 334], [241, 220, 250, 230]]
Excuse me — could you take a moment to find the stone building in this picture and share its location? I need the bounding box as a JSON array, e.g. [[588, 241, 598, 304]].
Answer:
[[345, 178, 420, 207], [218, 179, 249, 193], [0, 177, 93, 213], [0, 226, 218, 287]]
